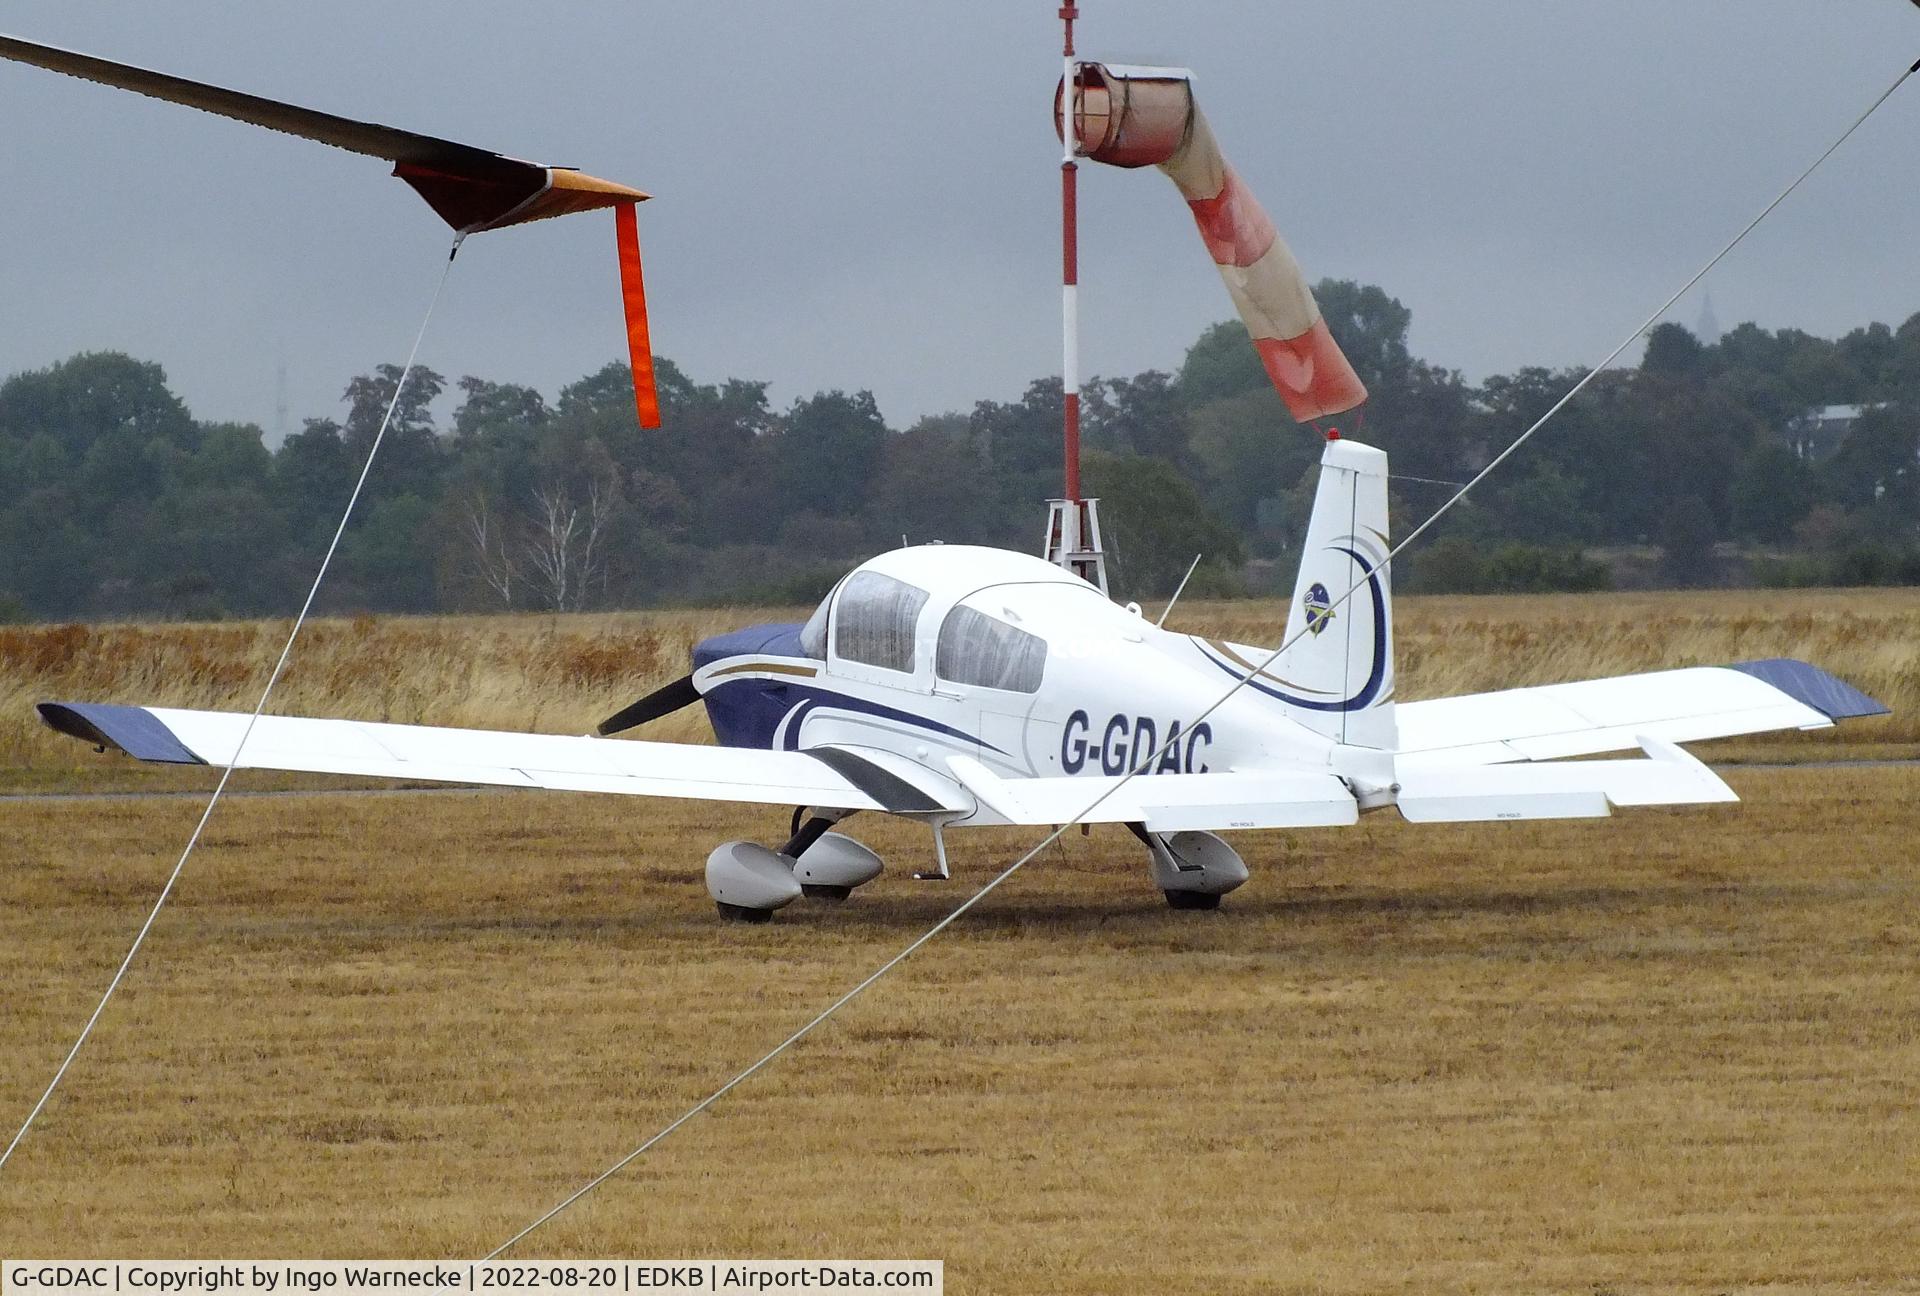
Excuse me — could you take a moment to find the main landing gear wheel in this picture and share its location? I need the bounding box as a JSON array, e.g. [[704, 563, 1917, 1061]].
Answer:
[[1163, 889, 1223, 911], [706, 842, 801, 922], [1133, 825, 1249, 912], [706, 823, 883, 922]]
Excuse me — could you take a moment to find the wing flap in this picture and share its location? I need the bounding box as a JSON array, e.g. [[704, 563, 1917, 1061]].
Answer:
[[1397, 735, 1737, 823], [39, 702, 887, 810], [945, 755, 1357, 830]]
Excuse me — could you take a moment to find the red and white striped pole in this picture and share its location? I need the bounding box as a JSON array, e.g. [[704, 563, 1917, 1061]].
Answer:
[[1059, 3, 1081, 504]]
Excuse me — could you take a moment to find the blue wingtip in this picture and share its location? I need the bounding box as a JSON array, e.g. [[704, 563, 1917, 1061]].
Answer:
[[36, 701, 205, 764], [1726, 659, 1890, 722]]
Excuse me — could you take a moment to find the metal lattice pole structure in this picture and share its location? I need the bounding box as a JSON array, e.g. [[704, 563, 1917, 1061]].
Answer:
[[1045, 2, 1110, 594]]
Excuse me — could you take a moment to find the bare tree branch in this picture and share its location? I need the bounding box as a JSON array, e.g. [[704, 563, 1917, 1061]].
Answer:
[[461, 492, 517, 608]]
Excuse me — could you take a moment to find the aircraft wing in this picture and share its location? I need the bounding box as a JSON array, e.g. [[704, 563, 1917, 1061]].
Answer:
[[35, 701, 902, 811], [1395, 658, 1887, 769]]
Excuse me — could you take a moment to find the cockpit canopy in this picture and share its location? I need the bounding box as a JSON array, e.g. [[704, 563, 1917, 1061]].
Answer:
[[796, 546, 1091, 695]]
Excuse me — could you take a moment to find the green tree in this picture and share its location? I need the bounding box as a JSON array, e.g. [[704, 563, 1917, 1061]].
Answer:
[[1314, 279, 1414, 396], [272, 418, 355, 545], [569, 359, 780, 549], [339, 493, 439, 612], [1840, 322, 1898, 398], [1729, 441, 1815, 542], [970, 378, 1065, 481], [1483, 544, 1611, 593], [140, 485, 296, 615], [775, 389, 889, 519], [1083, 370, 1184, 461], [1176, 320, 1269, 408], [1083, 452, 1243, 598], [863, 423, 1002, 548], [1184, 389, 1319, 536], [1641, 322, 1705, 378], [450, 376, 549, 502], [1492, 463, 1590, 545], [1659, 492, 1720, 587], [1824, 405, 1920, 516], [0, 352, 196, 464], [187, 422, 273, 490], [341, 363, 445, 499]]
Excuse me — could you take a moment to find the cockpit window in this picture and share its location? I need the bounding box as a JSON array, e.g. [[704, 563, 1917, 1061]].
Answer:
[[832, 571, 930, 673], [935, 603, 1046, 693]]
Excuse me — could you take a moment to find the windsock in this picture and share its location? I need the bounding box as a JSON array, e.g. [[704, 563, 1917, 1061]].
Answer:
[[1058, 64, 1366, 422], [0, 32, 661, 428]]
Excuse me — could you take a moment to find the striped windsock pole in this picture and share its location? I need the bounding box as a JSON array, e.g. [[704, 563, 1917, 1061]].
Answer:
[[1060, 3, 1082, 503]]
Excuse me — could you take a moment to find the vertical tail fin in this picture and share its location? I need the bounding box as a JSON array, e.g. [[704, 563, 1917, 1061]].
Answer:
[[1274, 436, 1396, 749]]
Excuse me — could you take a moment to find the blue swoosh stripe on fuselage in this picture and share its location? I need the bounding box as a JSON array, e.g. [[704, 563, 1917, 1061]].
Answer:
[[701, 676, 1005, 754], [1202, 545, 1387, 713]]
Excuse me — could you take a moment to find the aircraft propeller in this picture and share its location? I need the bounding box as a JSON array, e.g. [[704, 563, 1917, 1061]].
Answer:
[[596, 675, 701, 737]]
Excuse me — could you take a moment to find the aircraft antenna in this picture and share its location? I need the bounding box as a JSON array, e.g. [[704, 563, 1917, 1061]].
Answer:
[[1156, 552, 1203, 627], [1042, 3, 1111, 595]]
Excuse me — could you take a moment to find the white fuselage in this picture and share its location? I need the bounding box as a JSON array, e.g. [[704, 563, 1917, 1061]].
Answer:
[[691, 546, 1350, 823]]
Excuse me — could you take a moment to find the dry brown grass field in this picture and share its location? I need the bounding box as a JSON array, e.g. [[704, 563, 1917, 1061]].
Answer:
[[1, 590, 1917, 1290]]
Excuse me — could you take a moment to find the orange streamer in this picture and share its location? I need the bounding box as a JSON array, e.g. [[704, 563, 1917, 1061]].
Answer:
[[615, 202, 661, 429]]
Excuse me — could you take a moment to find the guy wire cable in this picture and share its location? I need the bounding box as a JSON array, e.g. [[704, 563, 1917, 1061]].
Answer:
[[0, 236, 467, 1176], [485, 51, 1920, 1257]]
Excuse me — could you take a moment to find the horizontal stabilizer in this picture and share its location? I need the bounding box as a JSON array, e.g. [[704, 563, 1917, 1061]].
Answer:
[[1396, 734, 1737, 823]]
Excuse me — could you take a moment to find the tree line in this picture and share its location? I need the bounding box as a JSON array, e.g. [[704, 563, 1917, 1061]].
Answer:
[[3, 279, 1919, 622]]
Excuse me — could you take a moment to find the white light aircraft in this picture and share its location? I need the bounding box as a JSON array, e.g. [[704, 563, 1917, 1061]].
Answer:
[[39, 431, 1888, 920], [10, 31, 1890, 922]]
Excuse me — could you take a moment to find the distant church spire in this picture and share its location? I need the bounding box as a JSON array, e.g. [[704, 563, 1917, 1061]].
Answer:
[[1696, 291, 1722, 346]]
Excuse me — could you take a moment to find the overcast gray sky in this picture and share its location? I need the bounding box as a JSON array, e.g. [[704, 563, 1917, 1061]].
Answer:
[[4, 2, 1920, 439]]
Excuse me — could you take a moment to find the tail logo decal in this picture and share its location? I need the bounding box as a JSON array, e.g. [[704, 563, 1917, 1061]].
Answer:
[[1303, 582, 1336, 636], [1196, 539, 1388, 714]]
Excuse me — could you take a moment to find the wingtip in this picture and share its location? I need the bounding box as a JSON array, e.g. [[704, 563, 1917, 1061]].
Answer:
[[34, 701, 205, 764], [1726, 658, 1889, 722]]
